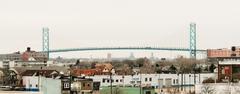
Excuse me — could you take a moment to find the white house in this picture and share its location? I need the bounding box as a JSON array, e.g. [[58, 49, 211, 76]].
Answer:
[[21, 70, 59, 91], [22, 76, 39, 91]]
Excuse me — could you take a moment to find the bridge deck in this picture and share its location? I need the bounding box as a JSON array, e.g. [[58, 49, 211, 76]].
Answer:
[[45, 47, 206, 53]]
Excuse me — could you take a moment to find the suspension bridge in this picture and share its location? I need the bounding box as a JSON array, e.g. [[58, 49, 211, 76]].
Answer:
[[42, 23, 206, 59]]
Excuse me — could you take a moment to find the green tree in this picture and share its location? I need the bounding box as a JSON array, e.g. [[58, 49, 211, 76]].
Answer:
[[209, 64, 216, 73], [122, 60, 135, 68], [91, 62, 97, 69], [135, 58, 145, 67], [75, 59, 80, 66], [169, 65, 177, 71]]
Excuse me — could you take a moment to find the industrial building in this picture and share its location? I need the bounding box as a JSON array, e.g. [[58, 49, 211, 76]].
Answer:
[[0, 60, 54, 69], [0, 47, 47, 62], [207, 46, 240, 60]]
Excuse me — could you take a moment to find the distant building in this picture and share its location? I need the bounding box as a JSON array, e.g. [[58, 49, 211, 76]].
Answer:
[[0, 47, 52, 69], [0, 47, 47, 62], [129, 52, 135, 60], [0, 60, 54, 68], [107, 53, 111, 61], [21, 47, 47, 62], [0, 60, 15, 68], [0, 52, 21, 61], [70, 63, 115, 76], [207, 46, 240, 60]]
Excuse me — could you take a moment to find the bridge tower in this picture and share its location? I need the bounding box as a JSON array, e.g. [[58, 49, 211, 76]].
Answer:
[[189, 23, 197, 59], [42, 27, 49, 59]]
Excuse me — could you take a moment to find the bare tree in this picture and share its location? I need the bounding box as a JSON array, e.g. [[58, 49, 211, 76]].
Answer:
[[177, 58, 194, 73], [201, 85, 215, 94], [167, 87, 179, 94], [140, 58, 154, 74]]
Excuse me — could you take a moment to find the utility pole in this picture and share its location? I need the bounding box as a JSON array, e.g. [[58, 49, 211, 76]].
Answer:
[[159, 73, 161, 94], [189, 74, 191, 93], [139, 65, 142, 94], [177, 73, 180, 92], [110, 71, 112, 94], [69, 70, 73, 94], [109, 68, 114, 94], [140, 74, 142, 94], [181, 72, 183, 91]]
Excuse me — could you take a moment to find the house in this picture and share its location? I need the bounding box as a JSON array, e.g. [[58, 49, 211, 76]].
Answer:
[[21, 47, 47, 62], [71, 77, 93, 94], [60, 76, 96, 94], [60, 76, 71, 94], [218, 60, 240, 82], [95, 63, 113, 75], [21, 70, 59, 91], [71, 69, 96, 76]]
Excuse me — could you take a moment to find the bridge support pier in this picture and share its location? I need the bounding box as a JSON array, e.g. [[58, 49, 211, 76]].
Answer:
[[190, 23, 196, 59], [42, 27, 49, 60]]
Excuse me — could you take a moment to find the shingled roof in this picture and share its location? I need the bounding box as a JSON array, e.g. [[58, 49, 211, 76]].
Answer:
[[21, 70, 59, 77]]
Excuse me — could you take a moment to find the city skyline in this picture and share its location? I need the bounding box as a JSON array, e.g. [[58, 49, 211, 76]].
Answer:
[[1, 0, 240, 58]]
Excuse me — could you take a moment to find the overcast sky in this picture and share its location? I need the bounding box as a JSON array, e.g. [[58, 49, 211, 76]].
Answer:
[[0, 0, 240, 58]]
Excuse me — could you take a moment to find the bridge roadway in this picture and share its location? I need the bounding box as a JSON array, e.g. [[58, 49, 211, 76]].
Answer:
[[46, 47, 206, 53]]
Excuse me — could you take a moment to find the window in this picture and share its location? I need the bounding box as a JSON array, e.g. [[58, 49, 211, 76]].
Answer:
[[107, 80, 110, 83], [149, 78, 152, 81], [120, 79, 123, 82], [83, 83, 85, 87], [173, 79, 175, 84], [29, 84, 32, 87], [146, 91, 151, 94], [145, 78, 148, 82], [116, 80, 119, 82], [233, 65, 240, 73], [64, 83, 69, 88], [176, 79, 179, 84], [137, 81, 141, 83], [87, 84, 90, 87], [102, 79, 105, 83], [36, 84, 38, 87]]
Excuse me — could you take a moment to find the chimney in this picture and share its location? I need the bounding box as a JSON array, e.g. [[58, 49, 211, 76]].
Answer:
[[27, 47, 31, 52]]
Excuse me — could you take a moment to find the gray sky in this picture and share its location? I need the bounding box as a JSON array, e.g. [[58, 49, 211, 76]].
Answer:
[[0, 0, 240, 58]]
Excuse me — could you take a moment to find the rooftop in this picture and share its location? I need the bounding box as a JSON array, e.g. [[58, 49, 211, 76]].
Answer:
[[219, 60, 240, 65]]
